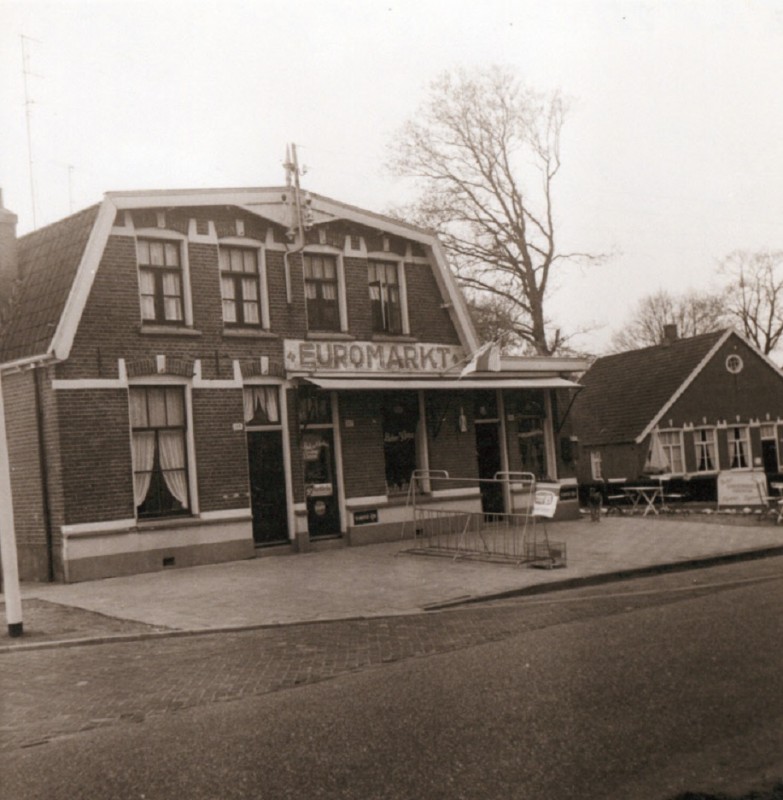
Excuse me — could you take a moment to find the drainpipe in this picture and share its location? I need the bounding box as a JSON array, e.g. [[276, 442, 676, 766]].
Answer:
[[34, 367, 54, 582]]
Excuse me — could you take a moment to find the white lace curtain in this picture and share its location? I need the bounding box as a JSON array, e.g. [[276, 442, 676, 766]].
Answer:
[[244, 386, 280, 425], [130, 387, 189, 509]]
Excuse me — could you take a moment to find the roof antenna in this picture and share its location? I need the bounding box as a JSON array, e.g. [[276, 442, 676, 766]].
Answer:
[[21, 34, 42, 230]]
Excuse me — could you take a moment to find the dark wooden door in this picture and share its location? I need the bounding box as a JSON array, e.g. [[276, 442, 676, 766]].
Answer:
[[475, 422, 504, 516], [247, 431, 289, 545]]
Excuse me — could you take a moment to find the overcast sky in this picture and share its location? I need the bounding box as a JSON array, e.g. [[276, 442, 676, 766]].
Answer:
[[3, 0, 783, 355]]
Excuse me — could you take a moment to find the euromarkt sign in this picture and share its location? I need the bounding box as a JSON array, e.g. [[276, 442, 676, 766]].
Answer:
[[284, 340, 464, 374]]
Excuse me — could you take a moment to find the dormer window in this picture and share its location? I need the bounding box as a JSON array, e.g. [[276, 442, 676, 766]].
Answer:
[[219, 246, 262, 327], [137, 238, 184, 324], [369, 261, 402, 334], [304, 253, 340, 331]]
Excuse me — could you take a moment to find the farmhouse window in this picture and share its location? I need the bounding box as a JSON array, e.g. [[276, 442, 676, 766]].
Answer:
[[728, 426, 750, 469], [694, 428, 718, 472]]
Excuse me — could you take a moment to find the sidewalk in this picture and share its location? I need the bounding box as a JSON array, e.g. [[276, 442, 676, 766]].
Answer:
[[4, 514, 783, 649]]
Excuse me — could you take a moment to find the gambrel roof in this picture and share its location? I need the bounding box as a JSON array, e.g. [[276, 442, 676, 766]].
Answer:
[[572, 329, 733, 445], [0, 187, 480, 368]]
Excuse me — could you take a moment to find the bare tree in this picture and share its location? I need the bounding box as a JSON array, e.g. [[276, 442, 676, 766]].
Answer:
[[388, 66, 599, 356], [720, 250, 783, 355], [610, 290, 728, 352]]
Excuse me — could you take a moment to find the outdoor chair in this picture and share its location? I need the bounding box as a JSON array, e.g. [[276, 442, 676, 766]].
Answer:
[[756, 481, 783, 524], [604, 478, 629, 515]]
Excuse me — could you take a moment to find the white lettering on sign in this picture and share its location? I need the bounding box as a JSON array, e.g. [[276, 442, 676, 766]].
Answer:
[[284, 340, 464, 374]]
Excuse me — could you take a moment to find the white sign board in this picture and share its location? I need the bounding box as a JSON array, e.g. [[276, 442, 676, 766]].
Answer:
[[284, 339, 464, 374], [717, 471, 767, 507], [533, 490, 559, 519]]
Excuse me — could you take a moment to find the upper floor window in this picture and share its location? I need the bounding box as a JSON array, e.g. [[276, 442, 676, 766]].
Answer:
[[304, 253, 339, 331], [220, 246, 262, 327], [137, 239, 184, 324], [130, 386, 190, 519], [728, 426, 750, 469], [694, 428, 718, 472], [369, 261, 402, 334]]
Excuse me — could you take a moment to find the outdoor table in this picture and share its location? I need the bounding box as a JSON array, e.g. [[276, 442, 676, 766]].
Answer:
[[622, 485, 662, 516]]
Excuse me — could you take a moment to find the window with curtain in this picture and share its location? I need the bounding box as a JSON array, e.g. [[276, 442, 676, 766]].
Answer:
[[137, 239, 184, 324], [130, 386, 190, 518], [659, 430, 684, 473], [368, 260, 402, 334], [220, 246, 262, 327], [729, 426, 750, 469], [304, 253, 339, 331], [694, 428, 718, 472], [243, 386, 280, 426]]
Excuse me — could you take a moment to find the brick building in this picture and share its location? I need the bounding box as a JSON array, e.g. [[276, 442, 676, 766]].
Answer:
[[571, 326, 783, 501], [0, 186, 585, 583]]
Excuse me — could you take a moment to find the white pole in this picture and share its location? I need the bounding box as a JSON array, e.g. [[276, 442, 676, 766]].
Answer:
[[0, 371, 23, 636]]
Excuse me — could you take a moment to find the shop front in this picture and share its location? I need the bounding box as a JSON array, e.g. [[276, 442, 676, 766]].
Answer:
[[283, 338, 583, 549]]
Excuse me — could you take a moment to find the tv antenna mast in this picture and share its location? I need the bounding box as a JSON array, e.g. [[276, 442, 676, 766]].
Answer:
[[21, 34, 42, 229]]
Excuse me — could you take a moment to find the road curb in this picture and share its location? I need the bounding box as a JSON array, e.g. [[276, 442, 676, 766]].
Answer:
[[423, 544, 783, 609], [3, 545, 783, 653]]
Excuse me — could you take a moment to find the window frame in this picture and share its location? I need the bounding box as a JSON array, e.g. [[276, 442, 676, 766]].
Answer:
[[380, 391, 420, 497], [367, 256, 408, 336], [727, 425, 751, 470], [658, 429, 685, 475], [302, 247, 346, 333], [218, 240, 269, 329], [135, 231, 193, 327], [693, 427, 719, 473], [129, 383, 196, 520], [590, 450, 602, 481]]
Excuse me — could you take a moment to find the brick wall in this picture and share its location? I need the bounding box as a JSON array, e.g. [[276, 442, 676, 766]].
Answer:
[[191, 388, 250, 512], [338, 392, 386, 498], [57, 389, 135, 525]]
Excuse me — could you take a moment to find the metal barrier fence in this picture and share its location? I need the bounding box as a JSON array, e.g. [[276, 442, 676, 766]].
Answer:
[[402, 471, 566, 568]]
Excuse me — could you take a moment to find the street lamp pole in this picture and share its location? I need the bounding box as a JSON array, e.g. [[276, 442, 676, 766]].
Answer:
[[0, 370, 23, 637]]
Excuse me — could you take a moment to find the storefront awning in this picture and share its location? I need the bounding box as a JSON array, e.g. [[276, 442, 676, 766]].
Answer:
[[300, 376, 581, 391]]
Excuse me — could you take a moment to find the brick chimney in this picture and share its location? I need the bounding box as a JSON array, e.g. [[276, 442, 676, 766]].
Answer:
[[662, 324, 678, 345], [0, 189, 19, 322]]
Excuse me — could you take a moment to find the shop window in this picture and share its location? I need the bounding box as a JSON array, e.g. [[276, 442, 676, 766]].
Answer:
[[220, 246, 264, 327], [694, 428, 718, 472], [368, 261, 402, 334], [519, 416, 546, 480], [304, 253, 339, 331], [473, 391, 498, 420], [298, 388, 332, 426], [728, 426, 750, 469], [137, 238, 185, 324], [244, 386, 280, 426], [659, 430, 684, 473], [590, 450, 602, 481], [382, 392, 419, 496], [130, 386, 190, 518]]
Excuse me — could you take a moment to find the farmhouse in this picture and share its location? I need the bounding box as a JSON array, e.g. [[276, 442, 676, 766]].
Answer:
[[571, 325, 783, 503]]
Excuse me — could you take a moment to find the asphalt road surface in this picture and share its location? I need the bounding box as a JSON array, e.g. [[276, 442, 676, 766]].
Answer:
[[2, 559, 782, 799]]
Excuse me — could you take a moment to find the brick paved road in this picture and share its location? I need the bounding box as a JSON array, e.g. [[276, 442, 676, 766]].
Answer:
[[2, 576, 760, 753]]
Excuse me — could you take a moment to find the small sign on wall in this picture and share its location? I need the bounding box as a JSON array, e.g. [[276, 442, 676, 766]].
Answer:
[[353, 509, 379, 525], [232, 422, 244, 432]]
